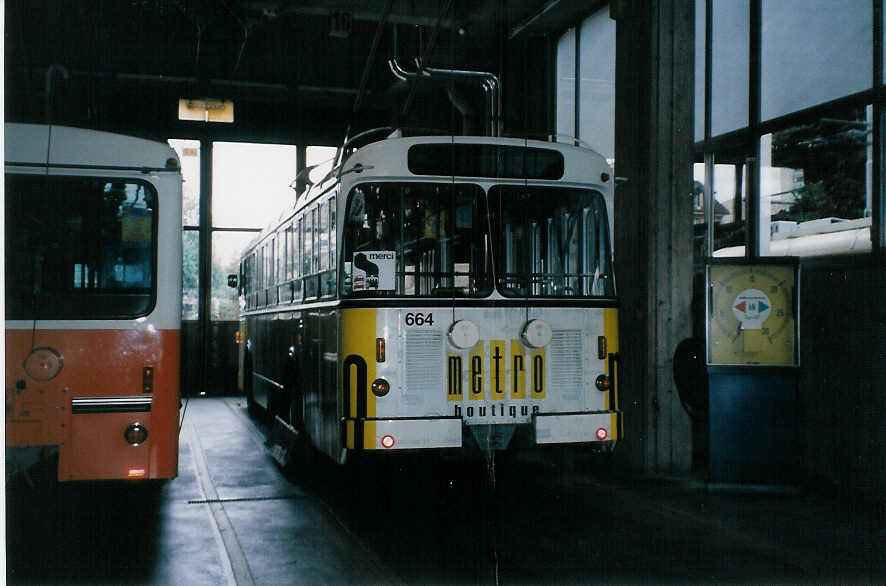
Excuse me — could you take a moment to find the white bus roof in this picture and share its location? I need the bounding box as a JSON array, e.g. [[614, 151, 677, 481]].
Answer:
[[339, 135, 610, 186], [5, 123, 179, 171]]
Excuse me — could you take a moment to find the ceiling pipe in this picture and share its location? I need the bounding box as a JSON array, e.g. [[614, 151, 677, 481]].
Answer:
[[388, 58, 422, 82]]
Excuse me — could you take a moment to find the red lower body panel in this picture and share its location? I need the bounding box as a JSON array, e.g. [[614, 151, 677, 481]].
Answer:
[[6, 328, 180, 481]]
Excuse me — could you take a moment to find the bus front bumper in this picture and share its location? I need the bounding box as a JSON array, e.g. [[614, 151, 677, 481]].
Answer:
[[533, 411, 622, 444], [346, 417, 463, 450]]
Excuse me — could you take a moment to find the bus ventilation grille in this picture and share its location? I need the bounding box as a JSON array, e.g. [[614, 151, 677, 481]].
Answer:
[[406, 329, 444, 395], [550, 330, 584, 392]]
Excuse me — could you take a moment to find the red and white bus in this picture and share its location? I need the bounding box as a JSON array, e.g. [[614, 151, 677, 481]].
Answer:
[[5, 123, 182, 481]]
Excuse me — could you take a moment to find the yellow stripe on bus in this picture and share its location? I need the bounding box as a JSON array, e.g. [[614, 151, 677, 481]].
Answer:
[[604, 308, 619, 411], [341, 308, 377, 450]]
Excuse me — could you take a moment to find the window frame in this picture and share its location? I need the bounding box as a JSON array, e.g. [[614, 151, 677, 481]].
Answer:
[[693, 0, 883, 258], [4, 173, 160, 320]]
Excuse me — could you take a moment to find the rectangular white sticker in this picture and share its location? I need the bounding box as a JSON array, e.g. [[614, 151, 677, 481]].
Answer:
[[352, 251, 396, 291]]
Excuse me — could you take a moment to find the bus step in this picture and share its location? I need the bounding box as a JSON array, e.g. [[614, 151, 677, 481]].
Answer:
[[265, 416, 300, 468]]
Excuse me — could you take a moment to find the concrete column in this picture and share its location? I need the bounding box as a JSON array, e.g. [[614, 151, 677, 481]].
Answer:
[[613, 0, 694, 474]]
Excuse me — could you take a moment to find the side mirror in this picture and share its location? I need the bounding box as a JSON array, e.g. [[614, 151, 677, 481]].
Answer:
[[227, 274, 238, 288]]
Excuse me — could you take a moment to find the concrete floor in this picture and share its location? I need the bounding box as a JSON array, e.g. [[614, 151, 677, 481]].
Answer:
[[6, 397, 884, 585]]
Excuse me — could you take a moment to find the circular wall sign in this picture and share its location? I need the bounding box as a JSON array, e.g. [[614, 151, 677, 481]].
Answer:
[[731, 288, 772, 330]]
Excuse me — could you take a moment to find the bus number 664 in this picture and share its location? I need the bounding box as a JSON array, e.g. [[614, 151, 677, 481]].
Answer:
[[405, 312, 434, 326]]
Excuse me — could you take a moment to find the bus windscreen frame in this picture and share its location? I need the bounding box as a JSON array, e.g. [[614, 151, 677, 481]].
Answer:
[[5, 173, 158, 320]]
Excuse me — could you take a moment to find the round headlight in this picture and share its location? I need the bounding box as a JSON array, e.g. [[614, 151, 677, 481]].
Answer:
[[521, 319, 552, 348], [371, 378, 390, 397], [448, 320, 480, 349], [595, 374, 611, 391]]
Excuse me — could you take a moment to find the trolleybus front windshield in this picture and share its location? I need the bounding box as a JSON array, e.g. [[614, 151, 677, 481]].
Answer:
[[342, 182, 492, 298], [489, 185, 614, 298], [5, 174, 157, 319]]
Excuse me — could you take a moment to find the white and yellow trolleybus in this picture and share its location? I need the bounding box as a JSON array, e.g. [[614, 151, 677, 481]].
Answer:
[[235, 131, 621, 464]]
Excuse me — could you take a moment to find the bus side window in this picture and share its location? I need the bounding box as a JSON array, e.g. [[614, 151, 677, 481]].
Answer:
[[269, 237, 277, 303], [257, 245, 265, 307], [294, 216, 303, 301], [304, 207, 318, 298], [286, 221, 294, 281], [244, 254, 253, 308], [323, 195, 337, 297], [328, 195, 336, 269], [296, 216, 303, 280], [319, 201, 328, 272], [312, 205, 320, 274]]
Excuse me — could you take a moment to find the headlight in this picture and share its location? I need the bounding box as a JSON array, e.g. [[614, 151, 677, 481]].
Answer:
[[371, 378, 390, 397]]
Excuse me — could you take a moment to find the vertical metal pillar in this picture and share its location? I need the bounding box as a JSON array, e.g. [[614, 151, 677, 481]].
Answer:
[[873, 0, 884, 256], [198, 139, 213, 396], [574, 21, 581, 145], [746, 0, 762, 258]]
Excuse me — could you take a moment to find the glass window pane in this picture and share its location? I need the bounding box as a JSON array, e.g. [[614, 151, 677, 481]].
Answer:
[[760, 106, 872, 256], [242, 252, 255, 310], [212, 142, 298, 229], [169, 139, 200, 226], [578, 9, 615, 160], [318, 201, 329, 271], [182, 230, 199, 320], [711, 0, 749, 136], [762, 0, 872, 121], [212, 231, 257, 320], [556, 27, 576, 141], [324, 196, 337, 297], [296, 217, 304, 278], [285, 221, 295, 281], [341, 183, 492, 298], [307, 146, 338, 184], [712, 158, 748, 256], [692, 161, 708, 262], [328, 196, 337, 268], [276, 231, 285, 284], [695, 0, 706, 142], [490, 186, 614, 298], [311, 207, 320, 273], [5, 175, 156, 319], [304, 210, 314, 275], [269, 236, 276, 286]]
